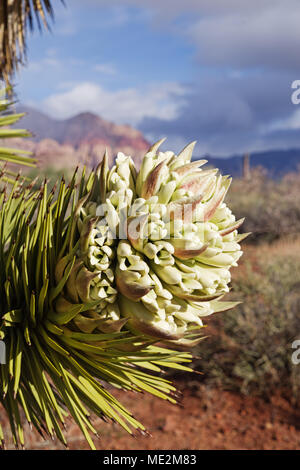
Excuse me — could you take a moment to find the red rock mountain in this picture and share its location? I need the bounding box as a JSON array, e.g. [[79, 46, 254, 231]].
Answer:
[[12, 106, 150, 169]]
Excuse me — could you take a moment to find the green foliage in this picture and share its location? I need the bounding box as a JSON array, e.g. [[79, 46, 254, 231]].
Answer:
[[0, 1, 63, 84], [228, 168, 300, 243], [27, 166, 75, 186], [0, 166, 193, 449], [0, 88, 36, 177], [195, 250, 300, 401]]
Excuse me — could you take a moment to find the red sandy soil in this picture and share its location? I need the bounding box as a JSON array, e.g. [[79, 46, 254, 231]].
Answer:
[[1, 382, 299, 450]]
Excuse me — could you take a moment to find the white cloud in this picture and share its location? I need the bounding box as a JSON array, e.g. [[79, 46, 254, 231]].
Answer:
[[94, 63, 117, 75], [268, 109, 300, 132], [41, 81, 186, 126], [95, 0, 300, 72], [189, 2, 300, 71]]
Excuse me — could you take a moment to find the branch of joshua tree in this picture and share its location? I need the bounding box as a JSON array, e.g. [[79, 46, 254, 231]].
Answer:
[[0, 0, 64, 85], [0, 139, 245, 449], [0, 87, 36, 181]]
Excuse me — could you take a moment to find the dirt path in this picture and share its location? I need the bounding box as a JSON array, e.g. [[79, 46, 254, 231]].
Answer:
[[2, 382, 299, 450]]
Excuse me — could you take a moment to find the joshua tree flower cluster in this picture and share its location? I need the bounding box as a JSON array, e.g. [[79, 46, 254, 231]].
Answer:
[[0, 139, 245, 448]]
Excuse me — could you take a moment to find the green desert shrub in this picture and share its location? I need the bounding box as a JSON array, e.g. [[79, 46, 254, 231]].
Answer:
[[195, 251, 300, 401], [228, 168, 300, 243]]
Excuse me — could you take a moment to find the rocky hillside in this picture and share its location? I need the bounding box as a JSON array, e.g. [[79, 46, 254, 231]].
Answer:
[[11, 106, 150, 169]]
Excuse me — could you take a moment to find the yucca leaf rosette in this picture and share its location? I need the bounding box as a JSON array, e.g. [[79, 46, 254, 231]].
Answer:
[[0, 140, 245, 449]]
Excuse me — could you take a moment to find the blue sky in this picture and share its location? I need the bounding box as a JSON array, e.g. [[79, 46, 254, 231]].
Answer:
[[15, 0, 300, 156]]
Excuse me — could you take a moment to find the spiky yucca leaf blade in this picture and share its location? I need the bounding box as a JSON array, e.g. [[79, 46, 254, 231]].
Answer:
[[0, 140, 245, 449], [0, 167, 194, 449], [0, 88, 36, 178]]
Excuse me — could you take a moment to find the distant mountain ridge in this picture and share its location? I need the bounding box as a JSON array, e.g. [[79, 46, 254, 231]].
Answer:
[[11, 106, 300, 176], [193, 149, 300, 178], [13, 106, 150, 169]]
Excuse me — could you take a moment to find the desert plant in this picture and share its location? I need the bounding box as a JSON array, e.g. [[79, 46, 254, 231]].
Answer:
[[0, 87, 36, 178], [0, 0, 63, 84], [195, 248, 300, 401], [228, 167, 300, 243], [0, 140, 245, 448]]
